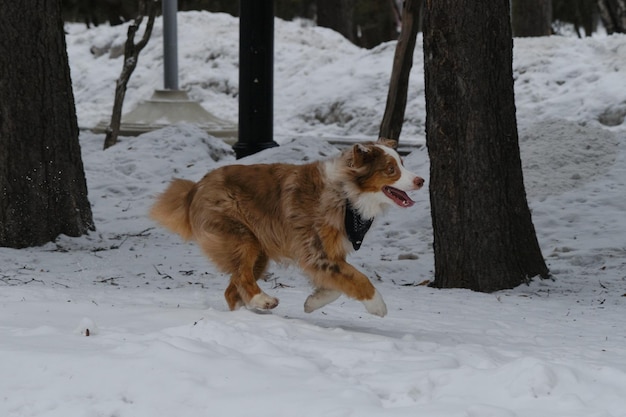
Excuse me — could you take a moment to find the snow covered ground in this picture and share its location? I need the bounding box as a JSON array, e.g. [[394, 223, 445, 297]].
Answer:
[[1, 11, 625, 417]]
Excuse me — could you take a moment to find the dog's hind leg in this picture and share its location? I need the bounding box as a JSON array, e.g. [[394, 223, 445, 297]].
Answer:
[[224, 282, 244, 310], [223, 253, 277, 311], [224, 253, 269, 310], [196, 218, 278, 311], [303, 261, 387, 317], [236, 250, 278, 311]]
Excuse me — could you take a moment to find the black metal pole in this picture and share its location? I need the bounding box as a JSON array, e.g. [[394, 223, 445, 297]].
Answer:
[[162, 0, 179, 90], [234, 0, 278, 159]]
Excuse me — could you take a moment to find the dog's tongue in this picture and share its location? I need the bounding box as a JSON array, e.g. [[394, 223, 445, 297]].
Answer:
[[383, 186, 415, 208]]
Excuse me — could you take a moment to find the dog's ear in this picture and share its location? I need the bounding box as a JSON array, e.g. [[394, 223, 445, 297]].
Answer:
[[377, 137, 398, 150], [351, 143, 373, 168]]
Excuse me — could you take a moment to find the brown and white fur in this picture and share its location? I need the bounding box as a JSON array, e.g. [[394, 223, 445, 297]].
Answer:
[[150, 139, 424, 317]]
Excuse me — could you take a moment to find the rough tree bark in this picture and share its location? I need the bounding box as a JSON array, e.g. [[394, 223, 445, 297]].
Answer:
[[103, 0, 158, 150], [378, 0, 422, 147], [423, 0, 549, 291], [597, 0, 626, 33], [511, 0, 553, 37], [0, 0, 94, 248]]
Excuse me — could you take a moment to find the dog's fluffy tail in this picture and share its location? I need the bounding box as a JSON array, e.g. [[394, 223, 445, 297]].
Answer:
[[150, 179, 195, 240]]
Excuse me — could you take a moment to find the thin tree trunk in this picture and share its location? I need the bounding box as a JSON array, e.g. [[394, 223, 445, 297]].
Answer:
[[597, 0, 626, 33], [378, 0, 421, 148], [316, 0, 355, 42], [103, 0, 158, 150], [512, 0, 553, 37], [0, 0, 94, 248], [423, 0, 549, 291]]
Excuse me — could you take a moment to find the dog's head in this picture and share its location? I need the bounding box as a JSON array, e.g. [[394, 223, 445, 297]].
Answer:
[[342, 138, 425, 218]]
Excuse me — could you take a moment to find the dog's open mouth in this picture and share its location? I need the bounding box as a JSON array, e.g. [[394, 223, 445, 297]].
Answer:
[[383, 186, 415, 208]]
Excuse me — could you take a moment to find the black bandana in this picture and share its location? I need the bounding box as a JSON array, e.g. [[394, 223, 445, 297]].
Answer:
[[345, 200, 374, 251]]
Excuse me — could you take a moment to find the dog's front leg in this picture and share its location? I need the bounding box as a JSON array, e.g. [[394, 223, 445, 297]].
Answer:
[[303, 262, 387, 317], [304, 288, 341, 313], [360, 289, 387, 317]]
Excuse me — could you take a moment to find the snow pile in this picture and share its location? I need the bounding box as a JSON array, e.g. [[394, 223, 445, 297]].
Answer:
[[0, 11, 625, 417], [66, 12, 626, 144]]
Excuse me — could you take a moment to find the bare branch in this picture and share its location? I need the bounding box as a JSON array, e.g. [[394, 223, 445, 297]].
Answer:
[[103, 0, 159, 150]]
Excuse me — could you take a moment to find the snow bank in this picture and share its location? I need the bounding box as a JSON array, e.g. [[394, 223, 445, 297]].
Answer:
[[0, 11, 625, 417]]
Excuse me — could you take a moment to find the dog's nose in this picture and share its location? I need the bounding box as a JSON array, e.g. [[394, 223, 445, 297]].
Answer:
[[414, 177, 425, 188]]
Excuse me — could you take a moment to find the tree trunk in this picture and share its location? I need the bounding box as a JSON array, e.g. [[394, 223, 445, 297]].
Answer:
[[379, 0, 422, 146], [554, 0, 596, 37], [0, 0, 94, 248], [597, 0, 626, 33], [423, 0, 549, 291], [316, 0, 355, 42], [512, 0, 553, 37]]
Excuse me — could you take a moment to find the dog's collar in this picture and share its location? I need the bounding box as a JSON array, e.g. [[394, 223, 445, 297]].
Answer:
[[345, 200, 374, 251]]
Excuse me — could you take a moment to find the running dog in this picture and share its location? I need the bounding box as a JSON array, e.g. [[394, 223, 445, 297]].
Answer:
[[150, 138, 424, 317]]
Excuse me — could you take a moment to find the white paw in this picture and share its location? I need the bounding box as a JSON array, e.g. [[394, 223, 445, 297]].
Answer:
[[304, 288, 341, 313], [248, 292, 279, 310], [361, 290, 387, 317]]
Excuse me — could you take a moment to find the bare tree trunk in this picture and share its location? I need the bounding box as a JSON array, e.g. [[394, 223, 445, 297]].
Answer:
[[0, 0, 94, 248], [316, 0, 355, 42], [378, 0, 422, 147], [597, 0, 626, 33], [423, 0, 549, 291], [103, 0, 158, 150], [512, 0, 553, 37], [553, 0, 597, 37]]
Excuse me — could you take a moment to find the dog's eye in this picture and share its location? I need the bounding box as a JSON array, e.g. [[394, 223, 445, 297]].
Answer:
[[386, 165, 396, 175]]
